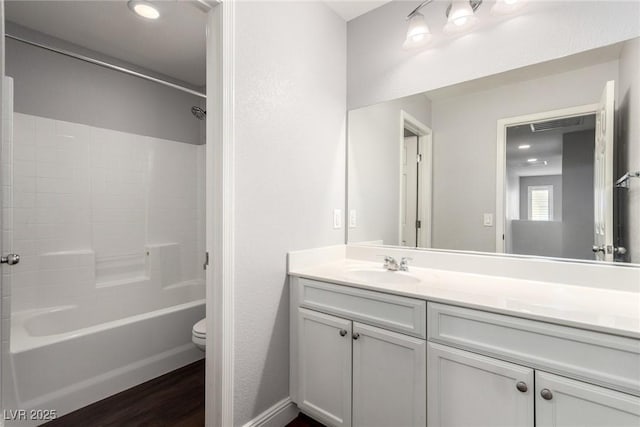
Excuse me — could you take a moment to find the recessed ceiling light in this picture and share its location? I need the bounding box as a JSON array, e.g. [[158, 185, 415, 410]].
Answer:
[[518, 144, 531, 150], [128, 0, 160, 20], [527, 158, 538, 163]]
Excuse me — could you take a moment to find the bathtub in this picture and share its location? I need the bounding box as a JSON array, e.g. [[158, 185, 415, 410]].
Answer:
[[8, 279, 205, 423]]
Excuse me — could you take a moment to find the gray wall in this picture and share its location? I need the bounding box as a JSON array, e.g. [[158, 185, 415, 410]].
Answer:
[[511, 175, 563, 258], [348, 93, 432, 245], [430, 60, 619, 253], [233, 2, 346, 424], [511, 220, 564, 258], [519, 175, 563, 221], [347, 1, 640, 110], [619, 38, 640, 263], [562, 130, 595, 260], [6, 33, 203, 144]]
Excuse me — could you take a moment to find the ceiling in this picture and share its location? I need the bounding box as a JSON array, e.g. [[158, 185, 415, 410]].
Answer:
[[506, 115, 596, 177], [3, 0, 394, 87], [5, 0, 207, 87], [324, 0, 392, 21]]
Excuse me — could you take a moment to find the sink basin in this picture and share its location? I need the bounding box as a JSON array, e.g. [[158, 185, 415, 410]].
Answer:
[[346, 268, 421, 286]]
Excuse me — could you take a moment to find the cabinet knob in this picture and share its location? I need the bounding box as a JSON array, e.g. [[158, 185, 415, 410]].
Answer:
[[516, 382, 528, 393], [339, 329, 347, 337], [540, 389, 553, 400], [352, 332, 360, 340]]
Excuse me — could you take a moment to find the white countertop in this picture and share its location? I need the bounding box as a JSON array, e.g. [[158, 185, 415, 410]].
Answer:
[[289, 259, 640, 340]]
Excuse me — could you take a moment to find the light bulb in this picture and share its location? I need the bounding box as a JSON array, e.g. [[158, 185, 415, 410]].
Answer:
[[492, 0, 526, 15], [444, 1, 477, 33], [403, 13, 432, 50]]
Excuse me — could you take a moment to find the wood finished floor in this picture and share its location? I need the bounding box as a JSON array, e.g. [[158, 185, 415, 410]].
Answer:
[[42, 359, 205, 427], [286, 413, 326, 427]]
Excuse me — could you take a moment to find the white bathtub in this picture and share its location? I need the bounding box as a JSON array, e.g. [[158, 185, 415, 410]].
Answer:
[[8, 279, 205, 423]]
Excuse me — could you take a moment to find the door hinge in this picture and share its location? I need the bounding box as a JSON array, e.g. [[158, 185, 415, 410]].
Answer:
[[203, 252, 209, 270], [416, 220, 422, 229], [417, 154, 423, 163]]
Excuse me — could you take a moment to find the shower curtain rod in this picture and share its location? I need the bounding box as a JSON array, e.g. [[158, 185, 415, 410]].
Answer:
[[5, 33, 207, 99]]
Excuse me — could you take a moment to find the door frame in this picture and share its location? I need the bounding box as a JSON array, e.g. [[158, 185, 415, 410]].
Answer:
[[206, 2, 235, 427], [495, 103, 598, 253], [399, 110, 433, 248], [0, 0, 5, 417]]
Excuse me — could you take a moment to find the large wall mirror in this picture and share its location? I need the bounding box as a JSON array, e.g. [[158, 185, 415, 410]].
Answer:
[[347, 37, 640, 265]]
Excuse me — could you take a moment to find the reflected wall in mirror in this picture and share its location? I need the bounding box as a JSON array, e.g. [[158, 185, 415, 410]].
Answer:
[[347, 37, 640, 264]]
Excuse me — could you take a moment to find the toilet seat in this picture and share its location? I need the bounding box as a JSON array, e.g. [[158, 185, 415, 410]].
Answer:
[[192, 318, 206, 336], [192, 318, 206, 352]]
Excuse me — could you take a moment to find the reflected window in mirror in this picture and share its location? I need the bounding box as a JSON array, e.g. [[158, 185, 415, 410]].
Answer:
[[505, 114, 595, 260]]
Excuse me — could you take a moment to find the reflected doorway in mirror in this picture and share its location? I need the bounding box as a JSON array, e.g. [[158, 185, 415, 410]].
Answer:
[[400, 111, 433, 249]]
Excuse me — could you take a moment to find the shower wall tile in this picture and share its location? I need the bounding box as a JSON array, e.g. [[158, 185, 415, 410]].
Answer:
[[10, 113, 204, 311]]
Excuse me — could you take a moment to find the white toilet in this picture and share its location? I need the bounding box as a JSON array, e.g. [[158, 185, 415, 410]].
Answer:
[[192, 318, 206, 352]]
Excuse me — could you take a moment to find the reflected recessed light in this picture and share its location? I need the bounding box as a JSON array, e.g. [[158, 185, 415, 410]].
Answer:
[[128, 0, 160, 20], [518, 144, 531, 150], [527, 158, 537, 162]]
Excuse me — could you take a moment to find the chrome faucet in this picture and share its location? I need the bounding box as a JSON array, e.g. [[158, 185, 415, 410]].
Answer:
[[399, 257, 412, 271], [382, 256, 412, 272], [383, 256, 400, 271]]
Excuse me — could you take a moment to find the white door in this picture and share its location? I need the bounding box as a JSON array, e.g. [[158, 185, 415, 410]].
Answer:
[[536, 371, 640, 427], [593, 80, 615, 261], [352, 322, 426, 427], [427, 343, 534, 427], [297, 308, 352, 427], [401, 136, 419, 247]]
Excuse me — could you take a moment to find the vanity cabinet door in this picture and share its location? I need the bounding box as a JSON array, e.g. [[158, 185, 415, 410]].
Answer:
[[297, 308, 352, 427], [536, 371, 640, 427], [352, 322, 426, 427], [427, 342, 534, 427]]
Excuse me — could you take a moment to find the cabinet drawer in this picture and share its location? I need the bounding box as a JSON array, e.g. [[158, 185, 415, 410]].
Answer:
[[428, 302, 640, 396], [298, 278, 426, 339]]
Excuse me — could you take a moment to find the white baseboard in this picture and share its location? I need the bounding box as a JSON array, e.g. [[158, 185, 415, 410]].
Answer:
[[242, 397, 299, 427]]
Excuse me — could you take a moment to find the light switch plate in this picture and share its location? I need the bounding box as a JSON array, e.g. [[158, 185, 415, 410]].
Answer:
[[333, 209, 342, 229], [483, 213, 493, 227], [349, 209, 357, 228]]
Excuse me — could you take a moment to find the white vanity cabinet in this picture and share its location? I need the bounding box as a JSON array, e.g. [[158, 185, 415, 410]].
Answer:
[[428, 343, 640, 427], [290, 275, 640, 427], [297, 308, 353, 427], [352, 322, 426, 427], [427, 342, 534, 427], [428, 302, 640, 427], [291, 278, 427, 427], [535, 371, 640, 427]]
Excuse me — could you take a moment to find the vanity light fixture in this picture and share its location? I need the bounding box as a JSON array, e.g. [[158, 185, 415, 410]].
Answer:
[[403, 0, 526, 49], [128, 0, 160, 20], [518, 144, 531, 150], [403, 0, 434, 50], [444, 0, 481, 33]]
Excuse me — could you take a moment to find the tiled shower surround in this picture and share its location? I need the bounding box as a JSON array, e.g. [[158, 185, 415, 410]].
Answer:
[[8, 113, 205, 311]]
